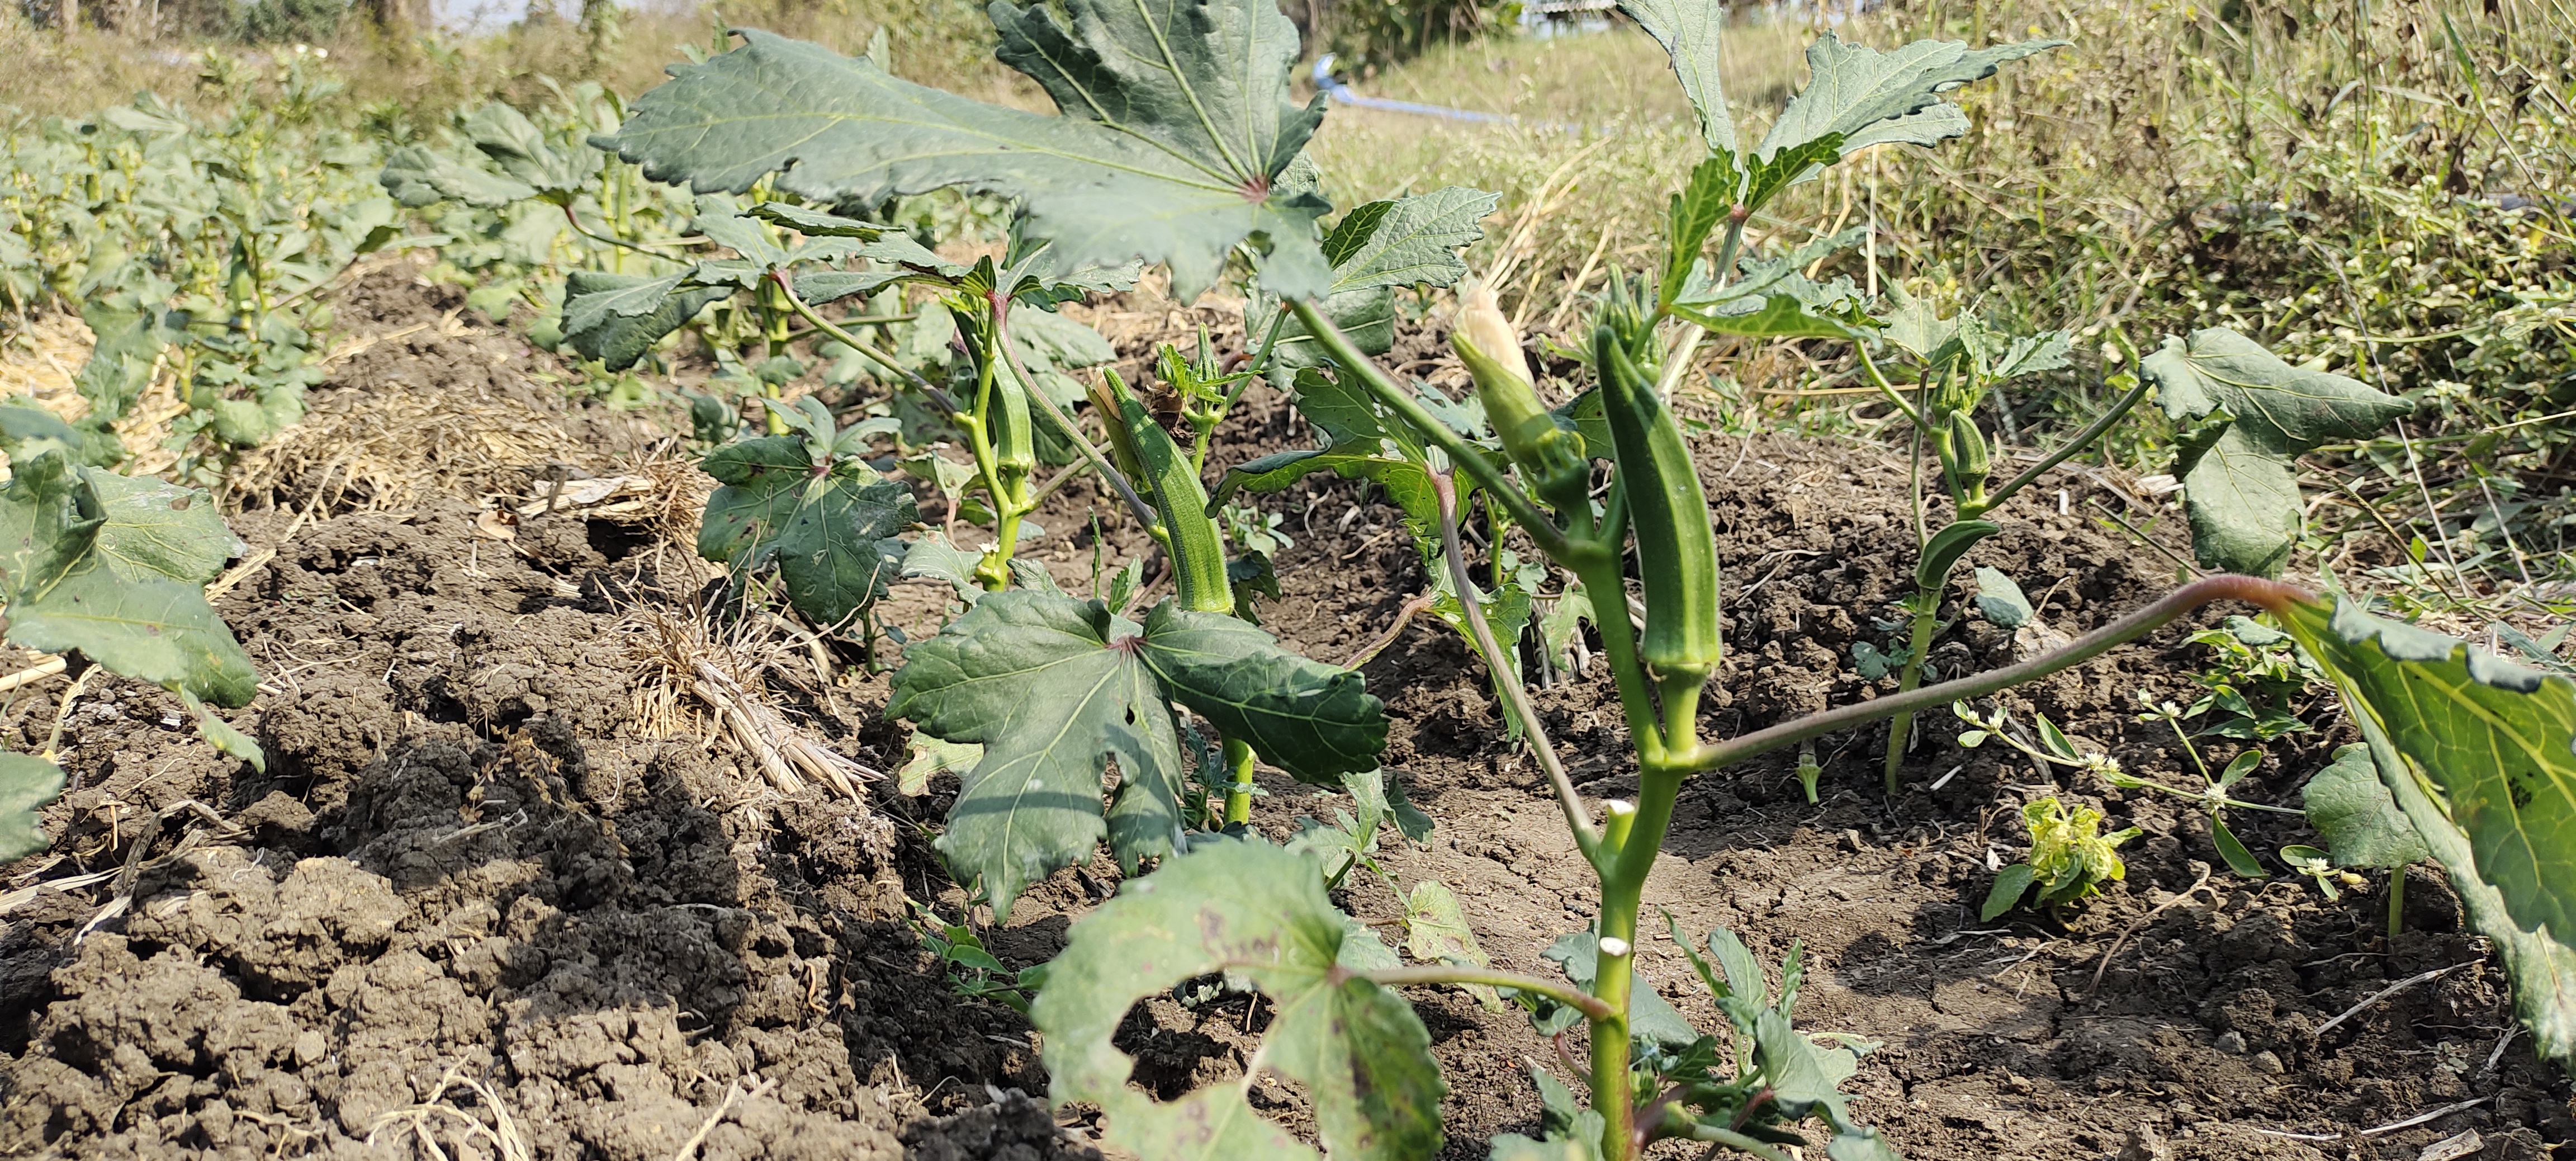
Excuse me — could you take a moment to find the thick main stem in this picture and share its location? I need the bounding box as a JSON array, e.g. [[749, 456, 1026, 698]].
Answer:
[[1220, 737, 1256, 826]]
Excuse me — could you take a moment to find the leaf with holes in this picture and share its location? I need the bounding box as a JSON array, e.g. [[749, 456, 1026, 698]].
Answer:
[[1035, 839, 1446, 1161]]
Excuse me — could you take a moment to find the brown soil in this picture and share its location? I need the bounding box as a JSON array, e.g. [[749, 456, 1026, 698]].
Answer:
[[1, 270, 2564, 1161]]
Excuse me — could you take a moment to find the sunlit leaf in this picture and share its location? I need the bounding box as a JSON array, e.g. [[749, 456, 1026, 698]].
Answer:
[[1035, 839, 1447, 1161]]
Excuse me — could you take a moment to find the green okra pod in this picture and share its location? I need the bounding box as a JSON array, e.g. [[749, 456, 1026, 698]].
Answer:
[[1944, 408, 1990, 495], [1594, 323, 1721, 685], [1453, 282, 1587, 513]]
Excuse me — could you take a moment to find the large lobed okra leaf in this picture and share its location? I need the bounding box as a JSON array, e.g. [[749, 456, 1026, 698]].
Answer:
[[597, 0, 1334, 301]]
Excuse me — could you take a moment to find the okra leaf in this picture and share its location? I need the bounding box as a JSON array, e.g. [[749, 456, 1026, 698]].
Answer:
[[84, 468, 241, 587], [1753, 1008, 1901, 1160], [1972, 567, 2033, 629], [1545, 932, 1700, 1047], [1034, 839, 1447, 1161], [697, 436, 918, 626], [2142, 328, 2412, 575], [1758, 34, 2066, 160], [1669, 293, 1855, 339], [1404, 879, 1504, 1009], [888, 592, 1187, 915], [1621, 0, 1739, 153], [1319, 187, 1500, 296], [1261, 187, 1499, 376], [0, 450, 256, 708], [2301, 743, 2428, 870], [1980, 863, 2035, 921], [1137, 603, 1388, 785], [601, 7, 1332, 301], [0, 752, 65, 862], [2283, 597, 2576, 951], [561, 270, 731, 370], [380, 143, 538, 209]]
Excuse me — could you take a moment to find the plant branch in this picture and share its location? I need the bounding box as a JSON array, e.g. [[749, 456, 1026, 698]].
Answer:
[[1288, 299, 1575, 560], [561, 204, 688, 261], [1854, 344, 1922, 426], [1973, 374, 2152, 515], [772, 273, 961, 416], [1682, 575, 2314, 773], [1433, 471, 1600, 861], [1361, 966, 1613, 1022], [988, 306, 1163, 534]]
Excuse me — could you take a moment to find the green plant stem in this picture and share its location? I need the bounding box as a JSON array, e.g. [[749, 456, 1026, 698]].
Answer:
[[2389, 866, 2407, 938], [1563, 523, 1667, 768], [1879, 591, 1942, 796], [998, 343, 1163, 535], [560, 203, 685, 261], [1967, 375, 2152, 517], [1361, 966, 1614, 1021], [1289, 299, 1572, 560], [1221, 737, 1256, 825], [1682, 575, 2316, 773], [1432, 471, 1600, 861], [773, 275, 961, 415]]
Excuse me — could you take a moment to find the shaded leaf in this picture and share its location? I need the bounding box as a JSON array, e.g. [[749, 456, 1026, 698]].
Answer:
[[562, 270, 730, 371], [1972, 567, 2032, 629], [1034, 839, 1447, 1161], [2302, 743, 2429, 869], [897, 732, 984, 796], [1137, 603, 1388, 785], [1405, 879, 1504, 1009], [1981, 863, 2035, 921], [1544, 931, 1699, 1047]]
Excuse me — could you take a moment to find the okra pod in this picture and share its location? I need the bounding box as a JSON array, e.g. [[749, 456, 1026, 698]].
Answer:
[[1453, 283, 1587, 511], [1944, 408, 1989, 496], [1594, 324, 1721, 685]]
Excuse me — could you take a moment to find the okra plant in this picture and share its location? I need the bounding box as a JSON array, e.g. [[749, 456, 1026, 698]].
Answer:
[[0, 408, 265, 860], [576, 1, 2576, 1156]]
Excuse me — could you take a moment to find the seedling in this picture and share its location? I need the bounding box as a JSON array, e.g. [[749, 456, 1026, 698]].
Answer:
[[1981, 797, 2140, 921]]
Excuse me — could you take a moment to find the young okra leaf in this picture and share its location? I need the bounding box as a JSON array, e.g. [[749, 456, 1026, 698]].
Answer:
[[1756, 34, 2066, 161], [0, 752, 65, 862], [1752, 1008, 1901, 1161], [1034, 839, 1446, 1161], [602, 0, 1333, 301], [1404, 879, 1505, 1009], [2300, 743, 2429, 870], [891, 592, 1386, 915], [697, 435, 917, 628], [1212, 367, 1443, 532], [561, 270, 732, 370], [1258, 186, 1500, 379], [2141, 329, 2412, 576]]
